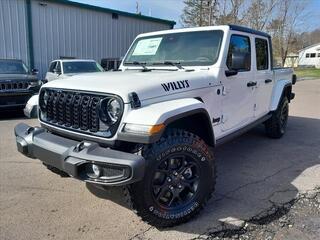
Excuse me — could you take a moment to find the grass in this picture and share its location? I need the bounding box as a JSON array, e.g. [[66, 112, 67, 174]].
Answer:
[[294, 68, 320, 79]]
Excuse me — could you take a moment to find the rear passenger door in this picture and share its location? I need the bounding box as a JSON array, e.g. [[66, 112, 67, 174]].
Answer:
[[254, 37, 273, 118]]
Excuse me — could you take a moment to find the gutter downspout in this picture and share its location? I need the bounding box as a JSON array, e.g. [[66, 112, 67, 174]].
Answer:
[[25, 0, 34, 69]]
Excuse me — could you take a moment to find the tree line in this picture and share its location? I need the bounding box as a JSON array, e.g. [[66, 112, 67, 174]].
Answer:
[[180, 0, 320, 66]]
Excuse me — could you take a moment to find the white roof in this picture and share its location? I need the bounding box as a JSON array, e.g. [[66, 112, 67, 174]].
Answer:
[[52, 59, 96, 63], [137, 25, 230, 38], [298, 43, 320, 52]]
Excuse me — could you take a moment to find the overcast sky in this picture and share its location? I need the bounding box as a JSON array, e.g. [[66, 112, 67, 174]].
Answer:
[[73, 0, 319, 31]]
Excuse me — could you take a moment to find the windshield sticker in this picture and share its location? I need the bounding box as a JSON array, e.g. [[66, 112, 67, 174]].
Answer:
[[132, 37, 163, 56], [161, 80, 190, 92]]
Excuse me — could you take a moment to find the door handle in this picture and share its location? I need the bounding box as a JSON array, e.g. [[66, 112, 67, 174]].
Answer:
[[247, 81, 257, 87], [265, 79, 272, 84]]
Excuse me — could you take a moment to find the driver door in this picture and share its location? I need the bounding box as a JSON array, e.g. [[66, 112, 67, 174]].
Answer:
[[221, 34, 256, 133]]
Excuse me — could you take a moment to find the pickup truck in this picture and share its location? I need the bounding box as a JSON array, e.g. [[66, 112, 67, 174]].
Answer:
[[45, 59, 104, 82], [0, 59, 40, 111], [24, 59, 104, 118], [14, 25, 295, 227]]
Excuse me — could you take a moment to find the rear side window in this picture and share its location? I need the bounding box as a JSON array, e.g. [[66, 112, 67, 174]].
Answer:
[[227, 35, 251, 71], [306, 53, 310, 58], [255, 38, 269, 70], [310, 53, 316, 58]]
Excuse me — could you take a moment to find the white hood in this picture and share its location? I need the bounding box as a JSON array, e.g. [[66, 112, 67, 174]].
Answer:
[[43, 70, 212, 103]]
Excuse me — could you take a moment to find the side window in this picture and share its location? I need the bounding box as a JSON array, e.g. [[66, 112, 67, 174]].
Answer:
[[255, 38, 269, 70], [227, 35, 251, 71], [49, 62, 57, 72], [310, 53, 316, 58], [56, 62, 61, 73], [306, 53, 310, 58]]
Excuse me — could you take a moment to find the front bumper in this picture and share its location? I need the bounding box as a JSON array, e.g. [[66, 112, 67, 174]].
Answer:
[[14, 123, 145, 186], [0, 87, 40, 109]]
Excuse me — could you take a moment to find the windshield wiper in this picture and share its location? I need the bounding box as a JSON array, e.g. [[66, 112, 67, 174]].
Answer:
[[152, 61, 184, 70], [125, 61, 151, 72]]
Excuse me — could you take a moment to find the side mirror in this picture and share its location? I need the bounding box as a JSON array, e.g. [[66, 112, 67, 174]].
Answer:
[[230, 52, 250, 70], [225, 52, 250, 77], [53, 69, 61, 75], [31, 68, 38, 75]]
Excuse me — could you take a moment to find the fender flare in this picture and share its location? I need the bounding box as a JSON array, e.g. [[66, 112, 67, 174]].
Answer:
[[270, 80, 292, 111], [118, 98, 215, 145]]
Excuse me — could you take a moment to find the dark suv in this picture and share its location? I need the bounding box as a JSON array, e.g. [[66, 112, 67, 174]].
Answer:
[[0, 59, 41, 110]]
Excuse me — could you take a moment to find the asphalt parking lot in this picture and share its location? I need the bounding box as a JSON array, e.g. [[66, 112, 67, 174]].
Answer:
[[0, 80, 319, 240]]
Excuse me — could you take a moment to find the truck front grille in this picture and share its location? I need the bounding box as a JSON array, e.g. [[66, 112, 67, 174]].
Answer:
[[40, 89, 104, 133], [0, 81, 29, 91]]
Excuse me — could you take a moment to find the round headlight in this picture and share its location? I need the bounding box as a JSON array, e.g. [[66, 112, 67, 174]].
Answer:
[[107, 98, 121, 123]]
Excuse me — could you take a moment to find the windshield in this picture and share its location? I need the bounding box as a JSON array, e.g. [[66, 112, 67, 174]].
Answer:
[[124, 30, 223, 67], [0, 60, 28, 74], [62, 61, 104, 74]]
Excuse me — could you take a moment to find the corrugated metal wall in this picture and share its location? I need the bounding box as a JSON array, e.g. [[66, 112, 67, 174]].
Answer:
[[30, 0, 171, 78], [0, 0, 172, 78], [0, 0, 29, 66]]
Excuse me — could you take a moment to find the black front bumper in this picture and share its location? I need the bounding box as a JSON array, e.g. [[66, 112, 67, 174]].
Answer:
[[0, 87, 40, 109], [14, 123, 145, 186]]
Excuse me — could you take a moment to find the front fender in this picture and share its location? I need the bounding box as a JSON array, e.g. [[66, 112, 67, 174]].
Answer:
[[124, 98, 205, 125], [270, 80, 292, 111], [118, 98, 211, 144]]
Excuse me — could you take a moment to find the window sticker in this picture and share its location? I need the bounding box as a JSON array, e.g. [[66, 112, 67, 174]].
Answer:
[[132, 37, 163, 56]]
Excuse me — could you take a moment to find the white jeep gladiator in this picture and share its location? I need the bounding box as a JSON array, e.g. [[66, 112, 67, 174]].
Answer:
[[15, 25, 296, 227]]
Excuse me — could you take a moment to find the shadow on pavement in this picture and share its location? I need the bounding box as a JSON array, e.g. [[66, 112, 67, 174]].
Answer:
[[87, 115, 320, 233]]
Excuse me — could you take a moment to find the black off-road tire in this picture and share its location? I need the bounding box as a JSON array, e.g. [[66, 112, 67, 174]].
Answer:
[[127, 128, 216, 228], [265, 96, 289, 138]]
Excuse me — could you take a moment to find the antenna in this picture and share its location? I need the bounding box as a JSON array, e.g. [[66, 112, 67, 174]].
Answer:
[[136, 1, 141, 15]]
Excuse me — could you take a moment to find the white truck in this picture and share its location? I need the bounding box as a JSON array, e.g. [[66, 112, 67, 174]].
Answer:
[[45, 59, 104, 82], [24, 59, 104, 118], [14, 25, 295, 227]]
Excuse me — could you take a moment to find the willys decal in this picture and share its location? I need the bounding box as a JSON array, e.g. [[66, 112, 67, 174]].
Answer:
[[161, 80, 190, 92]]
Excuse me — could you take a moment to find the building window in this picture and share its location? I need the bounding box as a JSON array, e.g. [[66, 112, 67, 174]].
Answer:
[[112, 13, 119, 19], [310, 53, 316, 58], [255, 38, 269, 70]]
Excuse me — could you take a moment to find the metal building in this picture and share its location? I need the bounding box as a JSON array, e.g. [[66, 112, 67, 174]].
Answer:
[[0, 0, 175, 78]]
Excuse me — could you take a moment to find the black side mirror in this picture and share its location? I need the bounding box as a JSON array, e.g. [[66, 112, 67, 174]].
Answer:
[[31, 68, 38, 75], [225, 52, 250, 77]]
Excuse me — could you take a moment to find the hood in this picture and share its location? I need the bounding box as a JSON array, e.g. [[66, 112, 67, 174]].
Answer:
[[0, 73, 37, 81], [43, 70, 212, 103]]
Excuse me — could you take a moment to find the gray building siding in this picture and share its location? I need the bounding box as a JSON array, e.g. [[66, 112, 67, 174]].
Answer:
[[0, 0, 29, 66], [0, 0, 174, 78]]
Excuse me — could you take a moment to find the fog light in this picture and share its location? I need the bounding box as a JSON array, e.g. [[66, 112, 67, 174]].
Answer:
[[87, 164, 101, 179], [92, 164, 101, 176]]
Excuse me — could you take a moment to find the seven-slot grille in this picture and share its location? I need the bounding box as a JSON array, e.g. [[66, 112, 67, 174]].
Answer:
[[40, 89, 105, 133], [0, 81, 29, 91]]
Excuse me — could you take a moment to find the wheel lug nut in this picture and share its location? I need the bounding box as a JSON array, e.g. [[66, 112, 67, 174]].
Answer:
[[169, 185, 174, 190], [174, 171, 178, 176], [178, 185, 182, 189], [167, 177, 171, 182]]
